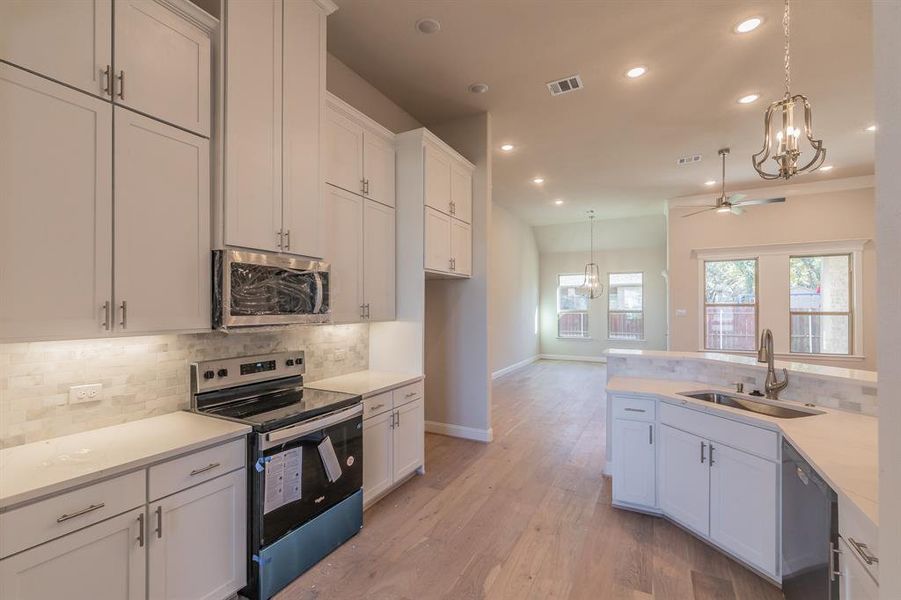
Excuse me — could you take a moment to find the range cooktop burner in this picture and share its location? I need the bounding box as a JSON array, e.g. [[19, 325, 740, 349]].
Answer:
[[203, 386, 360, 432]]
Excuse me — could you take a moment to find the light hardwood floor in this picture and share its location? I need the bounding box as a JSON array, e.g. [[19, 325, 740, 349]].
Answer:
[[277, 360, 784, 600]]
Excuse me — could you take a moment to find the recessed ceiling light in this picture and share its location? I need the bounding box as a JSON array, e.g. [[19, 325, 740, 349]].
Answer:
[[625, 66, 647, 79], [415, 18, 441, 34], [705, 180, 717, 186], [820, 165, 834, 172], [735, 17, 763, 34], [866, 124, 877, 132], [737, 93, 760, 104], [500, 144, 514, 152], [468, 82, 489, 94], [532, 177, 545, 184], [554, 199, 564, 205]]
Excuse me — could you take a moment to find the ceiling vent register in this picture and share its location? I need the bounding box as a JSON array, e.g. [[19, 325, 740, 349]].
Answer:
[[546, 74, 584, 96]]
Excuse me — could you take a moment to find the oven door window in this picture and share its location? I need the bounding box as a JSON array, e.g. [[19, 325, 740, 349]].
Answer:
[[260, 415, 362, 546], [230, 262, 328, 316]]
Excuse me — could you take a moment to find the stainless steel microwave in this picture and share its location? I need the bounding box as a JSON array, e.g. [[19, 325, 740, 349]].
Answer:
[[213, 249, 330, 329]]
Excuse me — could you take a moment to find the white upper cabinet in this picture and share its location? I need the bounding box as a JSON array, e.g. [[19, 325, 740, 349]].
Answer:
[[424, 207, 452, 273], [224, 0, 283, 253], [450, 163, 472, 224], [325, 107, 365, 195], [323, 185, 365, 323], [114, 0, 213, 136], [114, 108, 210, 334], [363, 132, 396, 208], [364, 200, 396, 321], [0, 0, 112, 98], [424, 143, 452, 215], [658, 424, 710, 537], [450, 219, 472, 277], [0, 65, 113, 341]]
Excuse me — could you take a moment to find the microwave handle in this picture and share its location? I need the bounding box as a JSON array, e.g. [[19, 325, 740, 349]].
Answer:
[[313, 271, 324, 314]]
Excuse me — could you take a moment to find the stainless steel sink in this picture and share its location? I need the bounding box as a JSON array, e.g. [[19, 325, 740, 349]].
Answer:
[[678, 391, 819, 419]]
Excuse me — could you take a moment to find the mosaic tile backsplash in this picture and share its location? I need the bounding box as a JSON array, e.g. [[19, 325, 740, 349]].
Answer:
[[0, 324, 369, 448], [607, 355, 878, 416]]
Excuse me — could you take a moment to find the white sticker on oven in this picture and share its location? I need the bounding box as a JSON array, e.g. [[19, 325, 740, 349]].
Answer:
[[263, 447, 302, 514]]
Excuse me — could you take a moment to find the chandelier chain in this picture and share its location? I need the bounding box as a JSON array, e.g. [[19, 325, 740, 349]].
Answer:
[[783, 0, 791, 96]]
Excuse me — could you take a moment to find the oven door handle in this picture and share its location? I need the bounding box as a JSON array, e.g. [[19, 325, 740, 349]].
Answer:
[[264, 404, 362, 447]]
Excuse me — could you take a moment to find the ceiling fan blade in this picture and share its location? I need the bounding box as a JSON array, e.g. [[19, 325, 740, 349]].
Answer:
[[727, 193, 747, 203], [730, 206, 745, 215], [732, 196, 786, 207], [681, 206, 718, 218]]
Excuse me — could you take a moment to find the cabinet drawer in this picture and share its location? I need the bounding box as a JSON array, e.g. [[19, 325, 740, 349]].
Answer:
[[612, 395, 656, 421], [660, 402, 778, 461], [839, 495, 879, 583], [363, 391, 393, 419], [149, 438, 245, 502], [394, 380, 424, 406], [0, 470, 145, 559]]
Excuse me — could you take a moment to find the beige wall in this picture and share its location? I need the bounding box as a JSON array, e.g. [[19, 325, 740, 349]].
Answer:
[[489, 204, 539, 373], [668, 186, 876, 370]]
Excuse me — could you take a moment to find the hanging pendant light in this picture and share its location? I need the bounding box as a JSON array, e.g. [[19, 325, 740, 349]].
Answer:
[[582, 210, 604, 299], [752, 0, 826, 180]]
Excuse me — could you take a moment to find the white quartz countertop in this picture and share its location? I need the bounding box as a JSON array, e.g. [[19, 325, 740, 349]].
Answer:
[[0, 412, 250, 510], [606, 349, 877, 386], [306, 370, 423, 398], [607, 376, 879, 526]]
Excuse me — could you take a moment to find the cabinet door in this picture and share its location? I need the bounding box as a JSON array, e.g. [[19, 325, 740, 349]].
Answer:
[[710, 443, 778, 577], [393, 397, 424, 481], [114, 0, 211, 136], [364, 132, 396, 208], [839, 537, 879, 600], [450, 219, 472, 276], [424, 207, 452, 273], [323, 185, 364, 323], [0, 508, 145, 600], [450, 163, 472, 223], [114, 108, 210, 334], [612, 419, 656, 508], [0, 64, 113, 341], [148, 470, 246, 600], [283, 0, 326, 259], [658, 424, 710, 537], [363, 411, 394, 505], [0, 0, 112, 97], [424, 143, 452, 215], [224, 0, 282, 253], [324, 106, 364, 195], [364, 200, 396, 322]]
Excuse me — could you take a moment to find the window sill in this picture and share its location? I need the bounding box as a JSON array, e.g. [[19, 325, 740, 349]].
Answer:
[[557, 336, 593, 341], [609, 338, 646, 343], [698, 349, 867, 362]]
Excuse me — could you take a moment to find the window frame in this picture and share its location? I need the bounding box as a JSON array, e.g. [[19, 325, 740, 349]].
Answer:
[[556, 273, 591, 339], [702, 258, 760, 352], [788, 252, 854, 356], [607, 271, 645, 341]]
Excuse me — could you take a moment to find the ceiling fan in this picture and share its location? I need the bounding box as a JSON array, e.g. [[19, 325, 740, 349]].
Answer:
[[681, 148, 785, 218]]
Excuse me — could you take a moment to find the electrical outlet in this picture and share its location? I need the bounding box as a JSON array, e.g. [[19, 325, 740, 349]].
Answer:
[[69, 383, 102, 405], [334, 350, 347, 361]]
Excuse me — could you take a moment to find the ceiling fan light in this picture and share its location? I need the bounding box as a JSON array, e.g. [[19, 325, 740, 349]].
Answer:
[[716, 206, 732, 214]]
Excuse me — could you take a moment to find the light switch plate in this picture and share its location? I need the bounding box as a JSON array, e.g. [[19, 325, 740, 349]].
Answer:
[[69, 383, 102, 405]]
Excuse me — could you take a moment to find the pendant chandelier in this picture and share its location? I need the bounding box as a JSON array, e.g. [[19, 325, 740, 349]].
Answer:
[[582, 210, 604, 299], [751, 0, 826, 180]]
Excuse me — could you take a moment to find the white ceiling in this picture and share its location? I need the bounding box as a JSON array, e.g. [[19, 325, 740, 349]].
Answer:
[[327, 0, 875, 226]]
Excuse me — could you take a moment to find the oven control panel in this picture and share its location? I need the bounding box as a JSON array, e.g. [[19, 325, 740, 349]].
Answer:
[[191, 351, 305, 394]]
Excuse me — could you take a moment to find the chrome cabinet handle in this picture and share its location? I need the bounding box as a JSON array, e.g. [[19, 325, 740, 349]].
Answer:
[[119, 300, 127, 329], [648, 424, 653, 445], [155, 505, 163, 538], [624, 407, 646, 413], [101, 300, 111, 330], [360, 304, 366, 319], [189, 462, 221, 476], [363, 179, 370, 194], [365, 303, 370, 319], [57, 502, 105, 523], [830, 541, 842, 581], [700, 441, 707, 464], [276, 229, 283, 250], [395, 410, 400, 427], [848, 537, 879, 565], [102, 65, 111, 96], [285, 229, 291, 251], [360, 179, 366, 193], [709, 444, 715, 466], [137, 513, 145, 547], [116, 70, 125, 99]]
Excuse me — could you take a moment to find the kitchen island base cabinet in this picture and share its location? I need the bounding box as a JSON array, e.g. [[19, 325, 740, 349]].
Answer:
[[0, 508, 146, 600], [658, 424, 710, 537], [611, 418, 656, 509]]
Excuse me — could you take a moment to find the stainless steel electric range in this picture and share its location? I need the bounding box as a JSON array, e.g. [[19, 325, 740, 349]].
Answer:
[[190, 351, 363, 600]]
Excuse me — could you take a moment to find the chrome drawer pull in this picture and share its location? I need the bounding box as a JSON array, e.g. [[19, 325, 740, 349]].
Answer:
[[848, 537, 879, 565], [405, 391, 418, 398], [189, 462, 221, 476], [57, 503, 105, 523], [369, 403, 385, 411], [623, 407, 646, 413]]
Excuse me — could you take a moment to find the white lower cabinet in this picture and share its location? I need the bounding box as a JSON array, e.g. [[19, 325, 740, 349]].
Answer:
[[839, 536, 879, 600], [362, 409, 394, 503], [148, 469, 246, 600], [0, 508, 145, 600], [658, 424, 710, 536], [611, 418, 656, 508], [393, 397, 425, 481]]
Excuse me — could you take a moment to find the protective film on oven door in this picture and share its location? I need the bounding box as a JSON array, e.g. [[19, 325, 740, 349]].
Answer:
[[258, 415, 362, 546]]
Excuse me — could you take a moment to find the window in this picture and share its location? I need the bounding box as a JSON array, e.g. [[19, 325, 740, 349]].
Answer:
[[608, 272, 644, 340], [704, 259, 758, 351], [790, 254, 852, 355], [557, 274, 589, 338]]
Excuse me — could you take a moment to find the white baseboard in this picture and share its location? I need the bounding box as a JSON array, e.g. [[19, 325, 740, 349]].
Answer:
[[425, 420, 493, 443], [538, 354, 607, 364], [491, 355, 539, 379]]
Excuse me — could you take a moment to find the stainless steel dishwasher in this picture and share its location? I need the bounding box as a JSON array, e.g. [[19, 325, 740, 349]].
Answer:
[[782, 439, 839, 599]]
